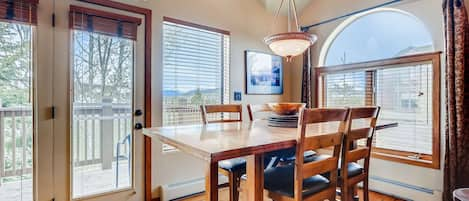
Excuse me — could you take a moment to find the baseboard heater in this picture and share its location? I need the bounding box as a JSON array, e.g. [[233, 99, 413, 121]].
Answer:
[[161, 175, 228, 201], [161, 175, 432, 201], [370, 176, 435, 201]]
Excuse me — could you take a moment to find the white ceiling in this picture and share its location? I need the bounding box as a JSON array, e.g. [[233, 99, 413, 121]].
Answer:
[[259, 0, 313, 15]]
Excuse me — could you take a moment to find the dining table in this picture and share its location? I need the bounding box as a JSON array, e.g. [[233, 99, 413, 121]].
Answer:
[[142, 120, 398, 201]]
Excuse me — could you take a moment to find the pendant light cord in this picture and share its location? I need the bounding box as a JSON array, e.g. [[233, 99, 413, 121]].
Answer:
[[287, 0, 291, 32], [270, 0, 285, 35], [270, 0, 301, 34], [290, 0, 301, 31]]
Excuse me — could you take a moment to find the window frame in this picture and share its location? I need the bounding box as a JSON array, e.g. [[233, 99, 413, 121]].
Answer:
[[315, 51, 441, 169]]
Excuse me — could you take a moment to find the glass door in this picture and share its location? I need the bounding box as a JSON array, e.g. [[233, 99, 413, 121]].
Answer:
[[71, 30, 135, 198], [0, 22, 34, 201]]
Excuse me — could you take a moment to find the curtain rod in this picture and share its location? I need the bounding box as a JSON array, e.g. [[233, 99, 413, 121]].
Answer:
[[301, 0, 402, 31]]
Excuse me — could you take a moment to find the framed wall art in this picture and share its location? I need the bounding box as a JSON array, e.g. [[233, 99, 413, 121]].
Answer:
[[245, 50, 283, 95]]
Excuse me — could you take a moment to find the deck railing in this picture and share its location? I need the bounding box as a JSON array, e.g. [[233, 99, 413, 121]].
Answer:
[[0, 103, 205, 182], [72, 103, 132, 169], [0, 103, 133, 183], [0, 107, 33, 179]]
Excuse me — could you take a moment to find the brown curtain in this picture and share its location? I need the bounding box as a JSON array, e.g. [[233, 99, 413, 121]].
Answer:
[[0, 0, 38, 25], [301, 47, 312, 108], [69, 5, 141, 41], [443, 0, 469, 200]]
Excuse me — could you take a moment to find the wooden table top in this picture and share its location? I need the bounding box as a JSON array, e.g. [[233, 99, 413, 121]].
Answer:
[[143, 120, 397, 162]]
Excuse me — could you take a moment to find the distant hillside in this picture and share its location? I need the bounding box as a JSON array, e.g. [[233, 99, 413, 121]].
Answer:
[[163, 88, 221, 96]]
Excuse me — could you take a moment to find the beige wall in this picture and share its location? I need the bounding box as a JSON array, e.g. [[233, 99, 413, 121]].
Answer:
[[134, 0, 291, 198], [292, 0, 445, 200]]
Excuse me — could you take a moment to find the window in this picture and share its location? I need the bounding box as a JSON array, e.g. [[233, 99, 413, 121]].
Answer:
[[318, 9, 440, 168], [162, 17, 230, 128], [322, 10, 434, 66]]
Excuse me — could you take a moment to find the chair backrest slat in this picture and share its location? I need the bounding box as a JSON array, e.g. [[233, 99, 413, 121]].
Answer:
[[349, 107, 379, 120], [302, 157, 339, 179], [204, 104, 242, 113], [303, 132, 343, 150], [301, 108, 350, 124], [347, 147, 370, 162], [200, 104, 243, 124], [347, 128, 373, 141]]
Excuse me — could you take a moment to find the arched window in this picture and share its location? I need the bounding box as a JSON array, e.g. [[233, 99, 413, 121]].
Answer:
[[322, 9, 434, 66], [316, 9, 440, 168]]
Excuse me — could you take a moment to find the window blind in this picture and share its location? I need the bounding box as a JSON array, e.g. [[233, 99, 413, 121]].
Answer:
[[321, 62, 434, 155], [162, 20, 230, 127], [69, 5, 141, 41], [0, 0, 38, 25], [375, 63, 433, 155], [324, 71, 369, 107]]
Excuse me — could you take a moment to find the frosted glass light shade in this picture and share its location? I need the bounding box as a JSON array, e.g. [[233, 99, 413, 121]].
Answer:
[[265, 32, 318, 61]]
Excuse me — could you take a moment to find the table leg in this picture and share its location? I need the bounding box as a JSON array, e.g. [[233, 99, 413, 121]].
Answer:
[[205, 161, 218, 201], [246, 154, 264, 201]]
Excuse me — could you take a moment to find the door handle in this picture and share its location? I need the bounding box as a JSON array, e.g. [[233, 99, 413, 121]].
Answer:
[[135, 109, 143, 116], [134, 123, 143, 130]]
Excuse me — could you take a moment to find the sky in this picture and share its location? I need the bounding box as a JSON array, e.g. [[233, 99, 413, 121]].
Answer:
[[325, 11, 434, 66]]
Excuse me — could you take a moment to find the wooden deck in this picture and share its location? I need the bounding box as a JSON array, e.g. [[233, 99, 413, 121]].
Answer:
[[0, 161, 130, 201]]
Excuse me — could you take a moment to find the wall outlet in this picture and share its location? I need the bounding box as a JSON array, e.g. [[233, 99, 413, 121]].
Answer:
[[234, 91, 242, 101]]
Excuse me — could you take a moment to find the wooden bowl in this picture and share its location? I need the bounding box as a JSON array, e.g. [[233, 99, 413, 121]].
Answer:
[[267, 103, 306, 115]]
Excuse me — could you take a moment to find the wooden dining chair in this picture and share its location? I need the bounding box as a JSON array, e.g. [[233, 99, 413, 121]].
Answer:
[[247, 104, 316, 165], [264, 108, 349, 201], [200, 104, 242, 124], [247, 103, 272, 121], [200, 104, 244, 201], [339, 106, 380, 201]]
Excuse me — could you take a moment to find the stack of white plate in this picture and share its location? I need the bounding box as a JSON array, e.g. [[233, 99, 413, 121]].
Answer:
[[267, 114, 299, 128]]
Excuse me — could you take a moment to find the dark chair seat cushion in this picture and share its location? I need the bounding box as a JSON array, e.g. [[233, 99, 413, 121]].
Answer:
[[280, 150, 317, 162], [219, 155, 280, 173], [341, 162, 363, 178], [303, 154, 364, 178], [265, 147, 316, 162], [304, 154, 331, 163], [264, 165, 330, 198], [219, 157, 246, 172]]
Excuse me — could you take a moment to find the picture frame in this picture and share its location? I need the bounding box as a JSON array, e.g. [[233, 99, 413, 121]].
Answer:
[[245, 50, 284, 95]]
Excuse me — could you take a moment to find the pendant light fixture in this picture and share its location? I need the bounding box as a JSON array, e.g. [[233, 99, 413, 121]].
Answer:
[[264, 0, 317, 61]]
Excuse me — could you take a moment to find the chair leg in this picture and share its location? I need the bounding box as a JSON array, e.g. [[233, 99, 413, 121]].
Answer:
[[228, 171, 241, 201], [330, 192, 337, 201], [352, 185, 359, 201], [349, 187, 356, 201], [341, 185, 349, 201], [363, 179, 369, 201]]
